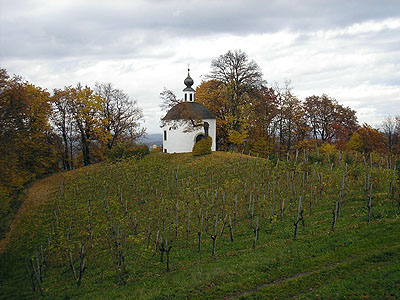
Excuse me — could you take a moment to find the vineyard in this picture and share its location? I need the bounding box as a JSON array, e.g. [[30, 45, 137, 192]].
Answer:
[[0, 151, 399, 299]]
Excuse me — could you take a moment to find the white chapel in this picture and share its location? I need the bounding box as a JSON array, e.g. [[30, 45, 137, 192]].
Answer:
[[161, 69, 216, 153]]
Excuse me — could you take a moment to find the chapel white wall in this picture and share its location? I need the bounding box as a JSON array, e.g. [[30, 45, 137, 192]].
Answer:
[[162, 119, 216, 153]]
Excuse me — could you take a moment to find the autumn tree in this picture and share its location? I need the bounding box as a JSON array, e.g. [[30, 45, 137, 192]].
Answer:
[[303, 94, 358, 145], [333, 104, 359, 149], [195, 80, 232, 147], [52, 83, 145, 168], [381, 115, 400, 153], [249, 86, 278, 139], [356, 124, 386, 153], [274, 83, 308, 152], [348, 131, 363, 152], [94, 82, 145, 150], [238, 85, 278, 156], [52, 87, 75, 170], [67, 84, 107, 166], [0, 69, 59, 236], [0, 69, 59, 182], [200, 50, 265, 148]]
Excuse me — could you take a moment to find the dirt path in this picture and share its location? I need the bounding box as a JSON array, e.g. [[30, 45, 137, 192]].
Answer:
[[0, 164, 101, 256], [217, 261, 344, 300], [0, 173, 63, 255]]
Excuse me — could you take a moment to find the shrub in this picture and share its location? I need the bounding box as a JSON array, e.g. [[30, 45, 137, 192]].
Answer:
[[192, 136, 212, 156], [108, 143, 149, 161]]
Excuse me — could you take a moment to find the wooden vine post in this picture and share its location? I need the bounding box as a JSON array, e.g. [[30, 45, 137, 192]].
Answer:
[[211, 214, 218, 257], [198, 209, 203, 253], [253, 217, 259, 249], [367, 183, 373, 223], [228, 215, 234, 242], [294, 196, 304, 240], [165, 239, 172, 272]]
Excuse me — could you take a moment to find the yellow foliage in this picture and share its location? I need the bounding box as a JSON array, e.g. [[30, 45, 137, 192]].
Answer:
[[295, 139, 319, 151], [228, 129, 248, 146], [348, 132, 363, 152], [320, 143, 336, 154]]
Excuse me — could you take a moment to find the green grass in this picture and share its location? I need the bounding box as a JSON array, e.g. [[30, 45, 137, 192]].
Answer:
[[0, 151, 399, 299]]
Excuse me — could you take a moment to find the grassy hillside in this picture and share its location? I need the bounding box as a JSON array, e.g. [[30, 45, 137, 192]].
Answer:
[[0, 151, 399, 299]]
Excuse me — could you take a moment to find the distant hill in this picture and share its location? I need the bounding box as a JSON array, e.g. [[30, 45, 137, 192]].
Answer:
[[138, 133, 162, 147]]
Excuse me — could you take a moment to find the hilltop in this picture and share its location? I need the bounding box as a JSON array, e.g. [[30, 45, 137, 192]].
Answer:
[[0, 151, 399, 299]]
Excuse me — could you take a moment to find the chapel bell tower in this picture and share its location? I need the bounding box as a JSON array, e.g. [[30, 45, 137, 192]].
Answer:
[[183, 68, 195, 102]]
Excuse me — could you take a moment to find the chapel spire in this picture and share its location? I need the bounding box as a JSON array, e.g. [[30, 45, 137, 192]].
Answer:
[[183, 67, 195, 102]]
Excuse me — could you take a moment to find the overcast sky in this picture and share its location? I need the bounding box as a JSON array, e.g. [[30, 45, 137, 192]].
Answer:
[[1, 0, 399, 133]]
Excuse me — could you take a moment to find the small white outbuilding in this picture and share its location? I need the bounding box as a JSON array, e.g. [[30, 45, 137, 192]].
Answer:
[[161, 70, 216, 153]]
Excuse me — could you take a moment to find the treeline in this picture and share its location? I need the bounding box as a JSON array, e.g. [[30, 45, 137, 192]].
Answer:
[[194, 50, 399, 156], [0, 68, 145, 237]]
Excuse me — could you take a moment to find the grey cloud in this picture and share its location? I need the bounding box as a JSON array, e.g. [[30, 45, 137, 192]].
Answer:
[[2, 0, 400, 61]]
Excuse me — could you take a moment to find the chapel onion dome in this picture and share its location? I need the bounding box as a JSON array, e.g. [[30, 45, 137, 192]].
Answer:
[[183, 70, 195, 92], [162, 102, 216, 121]]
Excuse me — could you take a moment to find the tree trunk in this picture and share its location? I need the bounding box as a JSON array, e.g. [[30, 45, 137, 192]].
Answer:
[[61, 128, 70, 170]]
